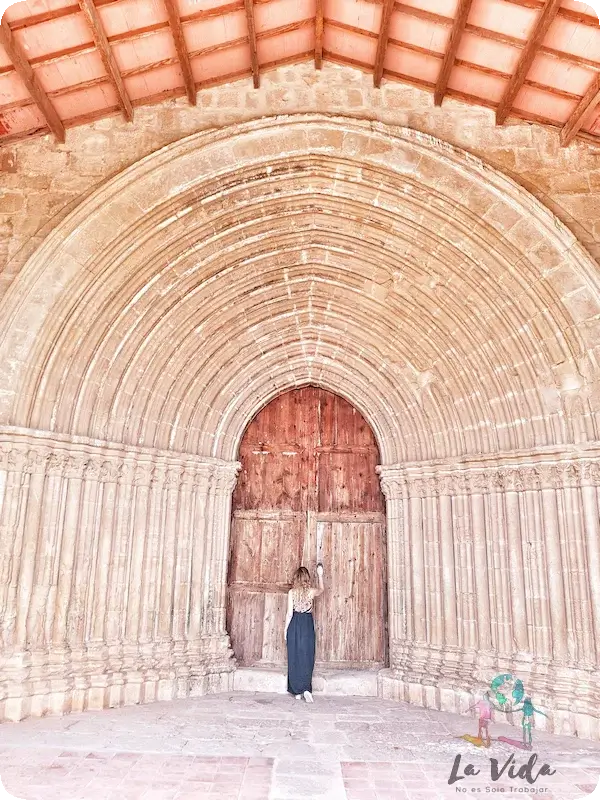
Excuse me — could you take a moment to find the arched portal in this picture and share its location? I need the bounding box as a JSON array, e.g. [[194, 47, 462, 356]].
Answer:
[[0, 116, 599, 738], [227, 387, 387, 669]]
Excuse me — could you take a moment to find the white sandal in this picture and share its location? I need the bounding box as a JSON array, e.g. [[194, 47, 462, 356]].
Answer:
[[303, 691, 313, 703]]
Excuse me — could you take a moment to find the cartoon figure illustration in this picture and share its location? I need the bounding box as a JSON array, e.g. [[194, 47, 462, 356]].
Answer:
[[513, 696, 548, 749], [467, 691, 494, 746]]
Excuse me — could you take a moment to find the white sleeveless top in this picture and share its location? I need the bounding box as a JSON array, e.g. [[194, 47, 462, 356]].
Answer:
[[292, 587, 313, 613]]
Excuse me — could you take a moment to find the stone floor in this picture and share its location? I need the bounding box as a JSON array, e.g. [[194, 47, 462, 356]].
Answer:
[[0, 692, 599, 800]]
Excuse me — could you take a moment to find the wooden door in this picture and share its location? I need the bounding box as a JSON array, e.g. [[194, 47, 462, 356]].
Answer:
[[227, 387, 387, 668]]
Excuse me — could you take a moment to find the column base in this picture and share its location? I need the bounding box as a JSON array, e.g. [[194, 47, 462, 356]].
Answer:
[[0, 637, 236, 722], [379, 643, 600, 741]]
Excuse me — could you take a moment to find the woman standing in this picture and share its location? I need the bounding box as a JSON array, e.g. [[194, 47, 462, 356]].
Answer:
[[284, 563, 324, 702]]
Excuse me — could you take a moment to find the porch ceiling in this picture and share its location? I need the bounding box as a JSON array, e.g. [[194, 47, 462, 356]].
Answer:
[[0, 0, 599, 147]]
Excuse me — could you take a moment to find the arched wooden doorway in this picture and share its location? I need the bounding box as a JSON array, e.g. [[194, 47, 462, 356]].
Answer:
[[227, 387, 387, 669]]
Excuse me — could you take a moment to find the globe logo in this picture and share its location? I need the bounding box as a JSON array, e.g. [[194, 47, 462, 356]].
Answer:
[[490, 673, 525, 709]]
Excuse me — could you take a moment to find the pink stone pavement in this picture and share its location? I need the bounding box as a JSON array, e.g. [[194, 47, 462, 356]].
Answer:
[[0, 693, 598, 799]]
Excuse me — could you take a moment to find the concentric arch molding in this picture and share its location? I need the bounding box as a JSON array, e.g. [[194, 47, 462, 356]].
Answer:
[[0, 114, 599, 463]]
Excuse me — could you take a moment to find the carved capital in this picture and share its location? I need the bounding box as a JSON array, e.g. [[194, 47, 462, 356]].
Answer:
[[378, 469, 406, 500], [503, 468, 525, 492], [581, 462, 600, 487], [212, 463, 240, 494], [133, 463, 154, 487]]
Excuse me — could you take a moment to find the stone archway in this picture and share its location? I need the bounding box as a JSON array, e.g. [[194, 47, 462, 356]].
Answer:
[[0, 116, 599, 738]]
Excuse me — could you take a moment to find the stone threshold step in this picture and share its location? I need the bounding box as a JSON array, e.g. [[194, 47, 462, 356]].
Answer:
[[233, 666, 379, 696]]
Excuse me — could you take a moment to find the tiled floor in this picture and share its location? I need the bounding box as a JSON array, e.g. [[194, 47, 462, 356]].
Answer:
[[0, 693, 598, 799]]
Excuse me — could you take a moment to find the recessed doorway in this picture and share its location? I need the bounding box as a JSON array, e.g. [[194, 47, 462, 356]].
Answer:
[[226, 386, 388, 669]]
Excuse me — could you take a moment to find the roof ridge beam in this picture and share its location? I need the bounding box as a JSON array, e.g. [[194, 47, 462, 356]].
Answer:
[[315, 0, 324, 70]]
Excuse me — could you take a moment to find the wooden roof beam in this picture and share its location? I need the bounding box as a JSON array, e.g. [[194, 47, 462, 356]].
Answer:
[[0, 17, 65, 142], [315, 0, 324, 70], [495, 0, 562, 125], [434, 0, 473, 106], [244, 0, 260, 88], [373, 0, 395, 88], [561, 74, 600, 147], [78, 0, 133, 121], [163, 0, 196, 105]]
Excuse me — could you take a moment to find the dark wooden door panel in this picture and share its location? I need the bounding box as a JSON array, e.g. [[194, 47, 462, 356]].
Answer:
[[227, 387, 387, 668]]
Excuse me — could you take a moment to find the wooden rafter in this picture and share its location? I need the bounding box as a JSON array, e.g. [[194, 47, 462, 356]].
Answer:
[[0, 17, 65, 142], [2, 1, 600, 80], [163, 0, 196, 105], [373, 0, 395, 88], [315, 0, 324, 70], [78, 0, 133, 122], [0, 47, 597, 148], [0, 27, 584, 116], [495, 0, 562, 125], [7, 0, 593, 34], [244, 0, 260, 88], [560, 75, 600, 147], [434, 0, 473, 106]]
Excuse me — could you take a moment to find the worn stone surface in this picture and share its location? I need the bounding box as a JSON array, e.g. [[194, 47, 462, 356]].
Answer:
[[1, 693, 599, 799], [3, 63, 600, 304]]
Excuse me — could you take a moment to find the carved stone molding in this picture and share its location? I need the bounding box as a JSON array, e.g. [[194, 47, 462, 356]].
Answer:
[[0, 427, 240, 490], [378, 447, 600, 497]]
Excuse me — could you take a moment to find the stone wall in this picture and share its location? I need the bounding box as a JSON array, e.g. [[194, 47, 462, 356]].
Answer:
[[2, 63, 600, 305]]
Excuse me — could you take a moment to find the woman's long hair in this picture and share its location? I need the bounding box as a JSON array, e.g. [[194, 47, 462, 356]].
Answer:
[[292, 566, 311, 589]]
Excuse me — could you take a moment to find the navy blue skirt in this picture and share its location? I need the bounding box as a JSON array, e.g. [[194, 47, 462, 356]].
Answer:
[[286, 611, 315, 695]]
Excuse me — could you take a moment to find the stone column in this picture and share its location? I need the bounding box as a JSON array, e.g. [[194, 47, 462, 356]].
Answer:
[[172, 467, 195, 641], [581, 463, 600, 666], [540, 468, 568, 662], [15, 463, 47, 647], [51, 463, 85, 647], [438, 476, 458, 648], [0, 458, 29, 649], [378, 468, 407, 661], [469, 481, 492, 654], [504, 470, 529, 654], [209, 462, 240, 638], [523, 470, 551, 659], [187, 466, 213, 640]]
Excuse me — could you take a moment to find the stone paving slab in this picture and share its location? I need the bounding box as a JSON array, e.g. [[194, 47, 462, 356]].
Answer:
[[0, 693, 598, 799]]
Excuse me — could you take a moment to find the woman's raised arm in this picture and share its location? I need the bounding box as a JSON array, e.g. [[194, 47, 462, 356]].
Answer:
[[313, 563, 325, 597]]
